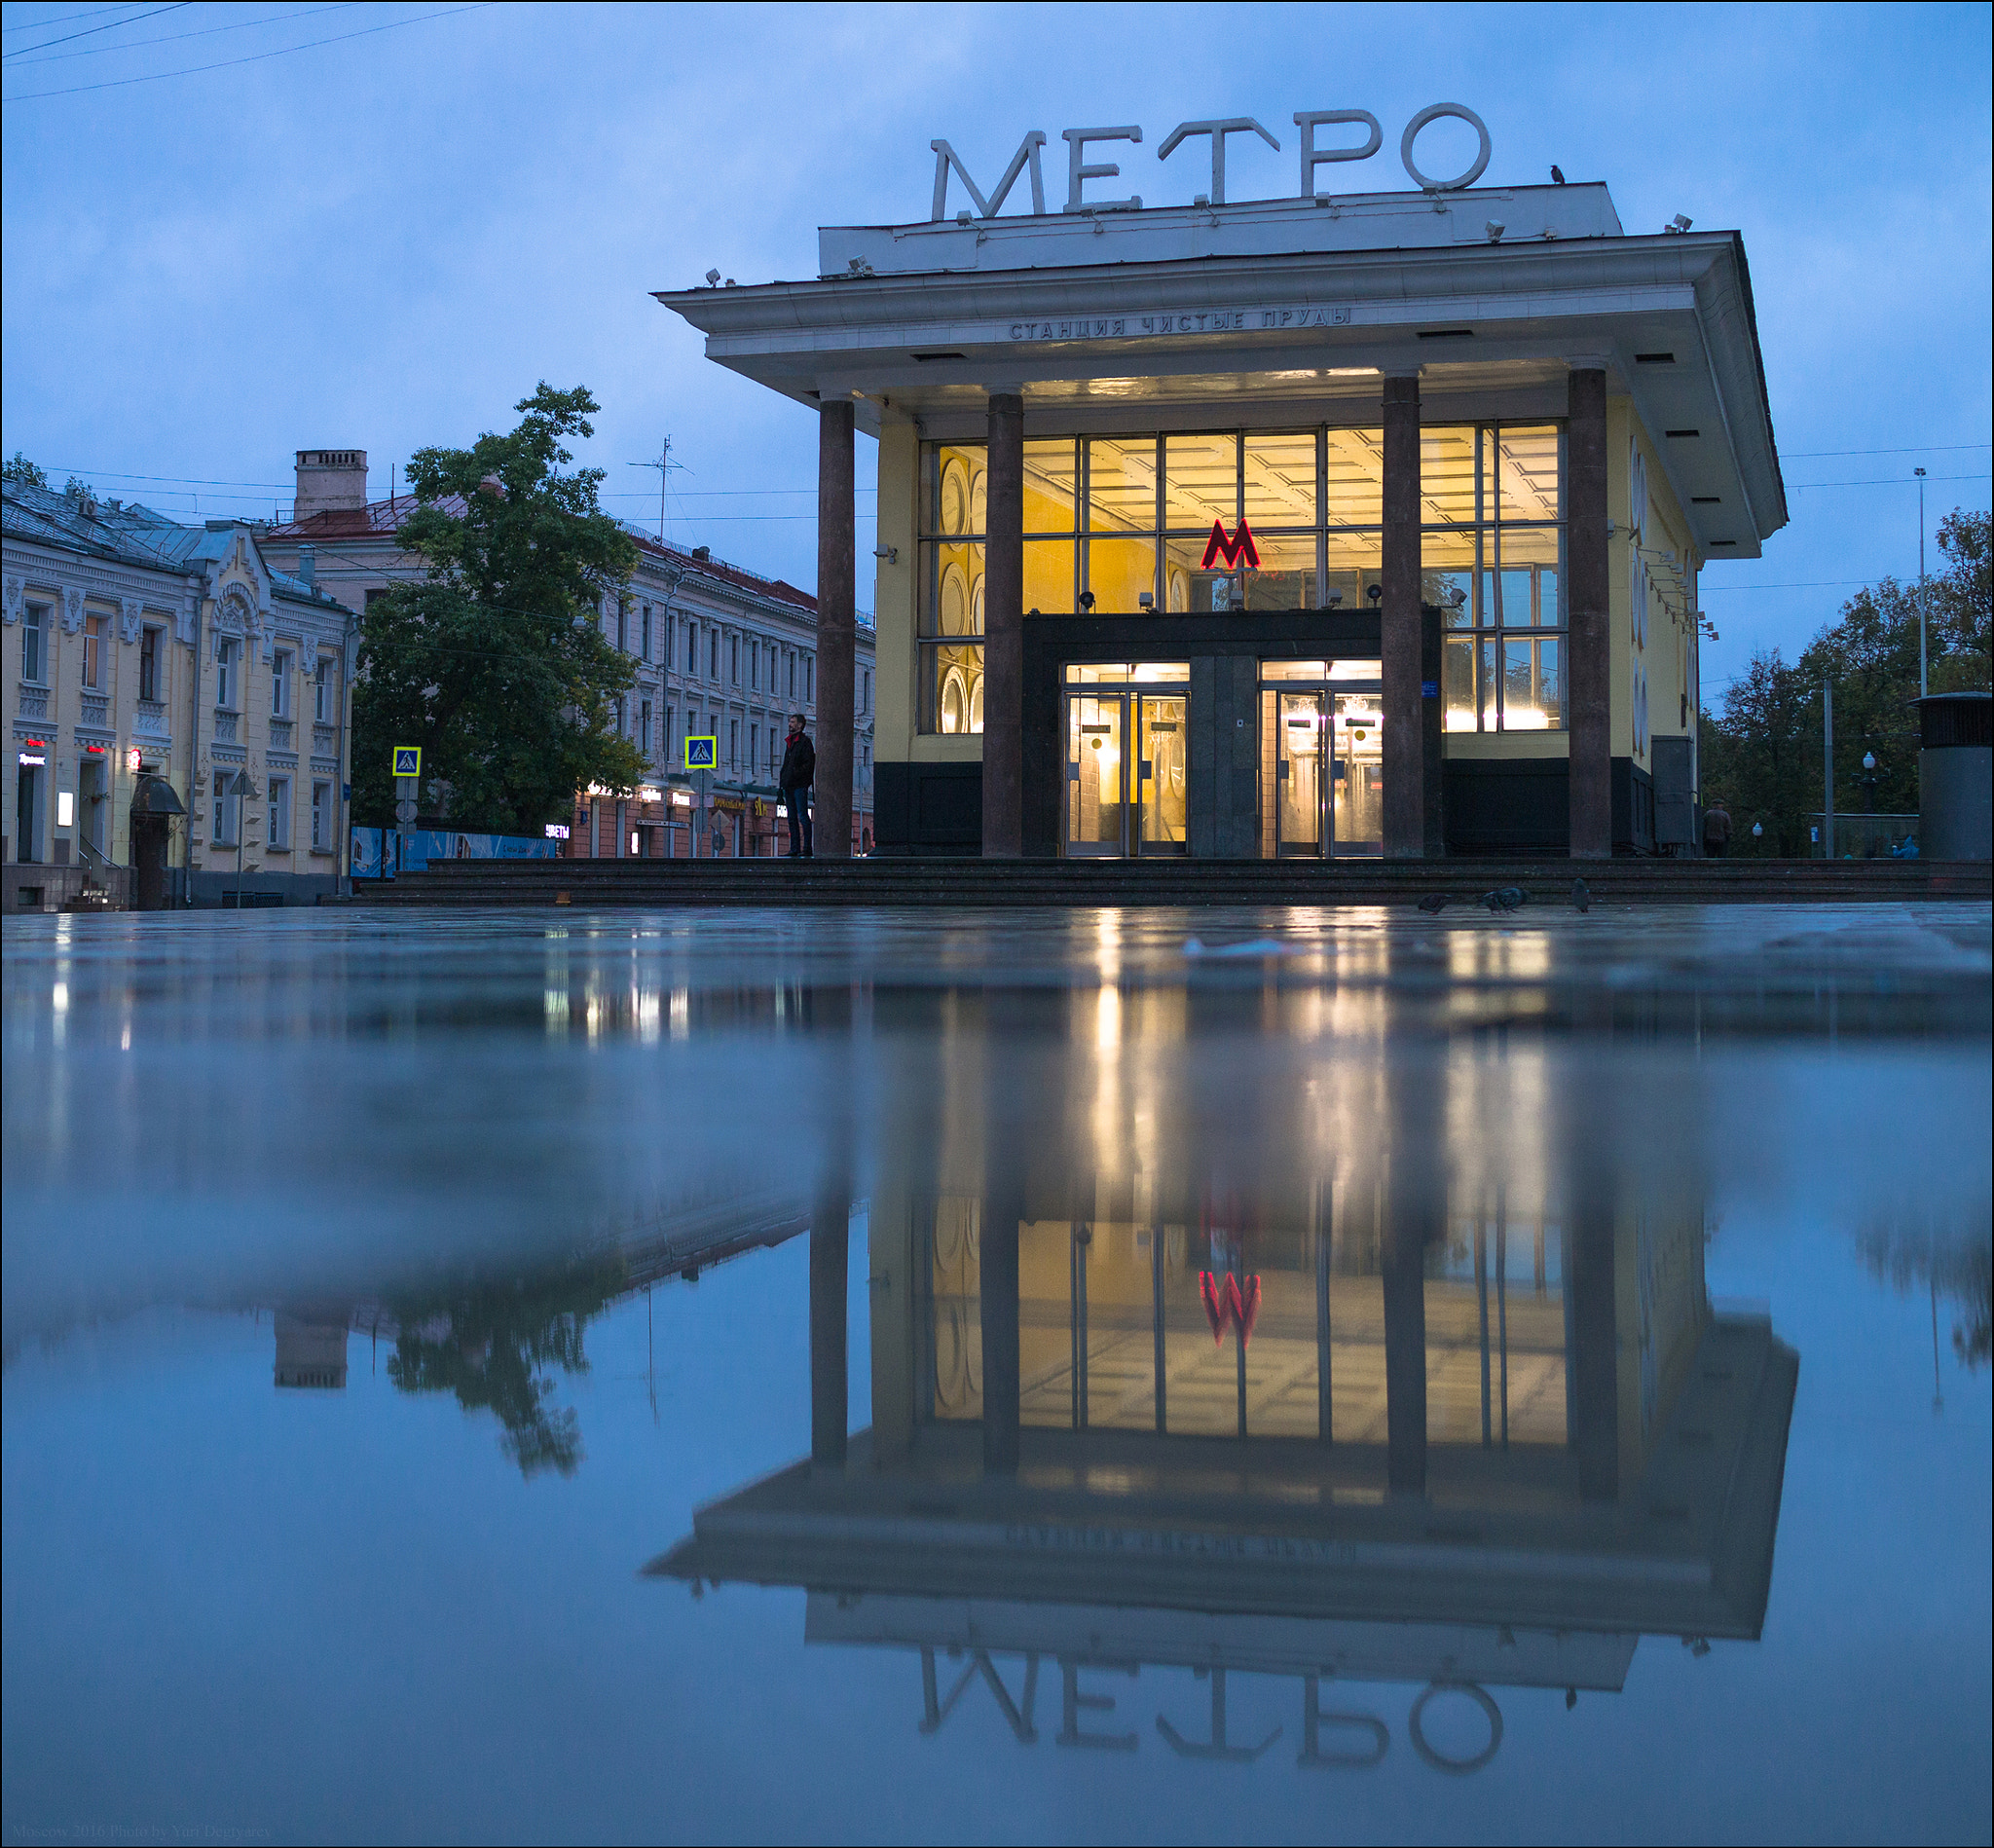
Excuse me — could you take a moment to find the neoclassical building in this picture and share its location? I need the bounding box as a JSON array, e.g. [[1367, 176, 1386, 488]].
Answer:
[[660, 121, 1786, 860], [4, 480, 353, 908], [262, 450, 877, 857]]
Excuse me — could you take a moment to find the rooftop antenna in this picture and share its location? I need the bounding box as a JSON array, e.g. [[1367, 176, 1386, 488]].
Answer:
[[628, 435, 689, 543]]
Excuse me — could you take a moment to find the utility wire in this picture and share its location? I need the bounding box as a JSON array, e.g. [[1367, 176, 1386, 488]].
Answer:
[[1789, 474, 1990, 488], [2, 0, 182, 59], [3, 5, 161, 34], [3, 1, 489, 98], [8, 3, 354, 66], [1782, 443, 1991, 459]]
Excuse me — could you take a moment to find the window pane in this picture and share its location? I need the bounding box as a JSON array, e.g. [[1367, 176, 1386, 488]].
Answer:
[[1498, 522, 1563, 597], [1324, 426, 1383, 526], [1084, 438, 1155, 534], [928, 444, 984, 536], [1243, 432, 1316, 528], [1480, 636, 1497, 727], [1534, 636, 1566, 729], [1240, 531, 1315, 610], [1421, 529, 1475, 617], [1084, 537, 1156, 611], [1163, 432, 1236, 530], [1024, 439, 1078, 533], [923, 642, 984, 734], [922, 541, 983, 636], [1022, 540, 1076, 615], [1321, 530, 1383, 611], [1503, 639, 1541, 728], [1420, 425, 1477, 524], [1496, 425, 1561, 521], [1444, 636, 1477, 731], [1539, 567, 1561, 628]]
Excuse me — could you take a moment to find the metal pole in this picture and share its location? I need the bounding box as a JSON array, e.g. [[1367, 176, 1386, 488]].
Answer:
[[1916, 468, 1928, 699], [1823, 679, 1835, 860]]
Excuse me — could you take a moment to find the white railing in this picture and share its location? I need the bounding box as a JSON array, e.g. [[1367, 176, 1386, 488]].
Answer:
[[212, 710, 239, 743]]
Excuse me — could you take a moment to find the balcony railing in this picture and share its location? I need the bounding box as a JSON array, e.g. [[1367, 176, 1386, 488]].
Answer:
[[80, 694, 110, 728], [134, 702, 168, 737], [312, 723, 337, 757], [18, 685, 49, 721], [212, 709, 239, 743], [269, 719, 294, 750]]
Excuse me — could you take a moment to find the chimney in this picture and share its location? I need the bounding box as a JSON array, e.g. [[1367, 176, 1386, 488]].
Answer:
[[297, 544, 316, 590], [293, 449, 368, 519]]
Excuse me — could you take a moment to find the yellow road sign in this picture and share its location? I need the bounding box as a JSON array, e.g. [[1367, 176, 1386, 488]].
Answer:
[[392, 745, 422, 777]]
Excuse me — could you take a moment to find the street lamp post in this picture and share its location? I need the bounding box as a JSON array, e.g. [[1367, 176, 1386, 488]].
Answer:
[[1915, 467, 1929, 698]]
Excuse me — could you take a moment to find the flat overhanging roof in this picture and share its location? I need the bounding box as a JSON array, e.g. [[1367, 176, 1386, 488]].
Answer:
[[656, 182, 1787, 559]]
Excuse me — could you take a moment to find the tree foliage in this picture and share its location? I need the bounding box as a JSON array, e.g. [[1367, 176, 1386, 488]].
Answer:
[[2, 452, 48, 489], [351, 384, 647, 832], [1700, 507, 1991, 854]]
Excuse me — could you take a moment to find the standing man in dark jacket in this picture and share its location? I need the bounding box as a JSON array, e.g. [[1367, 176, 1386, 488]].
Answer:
[[779, 713, 815, 858]]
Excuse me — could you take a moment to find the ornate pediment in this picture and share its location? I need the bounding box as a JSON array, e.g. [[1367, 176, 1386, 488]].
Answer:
[[2, 575, 21, 625], [60, 585, 85, 634]]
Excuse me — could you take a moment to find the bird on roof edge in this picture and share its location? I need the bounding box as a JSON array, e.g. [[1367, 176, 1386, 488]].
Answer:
[[1550, 165, 1567, 185]]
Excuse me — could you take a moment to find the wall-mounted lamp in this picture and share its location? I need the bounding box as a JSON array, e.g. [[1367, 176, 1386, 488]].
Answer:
[[1447, 585, 1467, 609], [1136, 591, 1154, 610], [1485, 220, 1505, 243], [872, 545, 899, 564], [1367, 583, 1384, 605], [1079, 590, 1096, 612], [1324, 588, 1344, 608]]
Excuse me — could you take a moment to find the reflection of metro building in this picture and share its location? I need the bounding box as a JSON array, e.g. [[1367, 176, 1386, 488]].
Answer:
[[655, 982, 1800, 1757], [660, 135, 1785, 860]]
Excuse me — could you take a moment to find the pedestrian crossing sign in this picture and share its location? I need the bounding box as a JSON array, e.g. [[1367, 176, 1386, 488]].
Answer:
[[391, 745, 422, 777], [685, 736, 718, 769]]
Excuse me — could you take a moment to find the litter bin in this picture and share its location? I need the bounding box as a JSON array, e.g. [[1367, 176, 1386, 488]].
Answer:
[[1915, 691, 1992, 861]]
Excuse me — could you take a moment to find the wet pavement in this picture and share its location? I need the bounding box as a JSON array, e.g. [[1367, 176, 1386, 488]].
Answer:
[[3, 903, 1990, 1845]]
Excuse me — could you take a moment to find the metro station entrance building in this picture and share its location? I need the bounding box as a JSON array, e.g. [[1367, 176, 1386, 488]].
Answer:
[[661, 132, 1786, 860]]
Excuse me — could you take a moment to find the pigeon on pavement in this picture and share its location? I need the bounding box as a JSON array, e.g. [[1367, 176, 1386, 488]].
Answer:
[[1571, 877, 1592, 913], [1417, 893, 1450, 914], [1480, 886, 1527, 912]]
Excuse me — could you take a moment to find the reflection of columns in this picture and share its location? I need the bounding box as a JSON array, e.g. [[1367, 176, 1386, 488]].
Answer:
[[1383, 1215, 1428, 1496], [809, 1210, 849, 1469], [979, 1195, 1022, 1473], [816, 399, 857, 860], [1568, 368, 1611, 858], [1568, 1184, 1619, 1501], [1381, 372, 1425, 858], [982, 392, 1024, 857]]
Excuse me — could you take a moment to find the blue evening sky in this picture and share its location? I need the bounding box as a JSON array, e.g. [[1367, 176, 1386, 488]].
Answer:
[[2, 1, 1988, 699]]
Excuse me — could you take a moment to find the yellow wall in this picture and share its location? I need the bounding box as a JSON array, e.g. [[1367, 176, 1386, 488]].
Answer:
[[1609, 397, 1702, 777]]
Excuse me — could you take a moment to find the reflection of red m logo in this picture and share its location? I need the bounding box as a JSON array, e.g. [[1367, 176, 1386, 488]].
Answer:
[[1200, 518, 1260, 571], [1200, 1271, 1263, 1347]]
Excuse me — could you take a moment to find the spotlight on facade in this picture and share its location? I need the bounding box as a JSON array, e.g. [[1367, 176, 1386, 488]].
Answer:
[[1666, 214, 1693, 234], [1485, 221, 1505, 243], [1448, 585, 1467, 609], [1324, 588, 1343, 607], [1367, 583, 1384, 605], [705, 269, 720, 285], [1079, 590, 1096, 611], [1137, 592, 1154, 609], [872, 545, 899, 564]]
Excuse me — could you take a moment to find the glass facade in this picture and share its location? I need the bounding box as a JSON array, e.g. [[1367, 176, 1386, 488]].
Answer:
[[918, 425, 1566, 733]]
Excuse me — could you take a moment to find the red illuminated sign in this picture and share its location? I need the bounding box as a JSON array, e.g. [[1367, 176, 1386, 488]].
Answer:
[[1200, 518, 1260, 572], [1199, 1271, 1262, 1346]]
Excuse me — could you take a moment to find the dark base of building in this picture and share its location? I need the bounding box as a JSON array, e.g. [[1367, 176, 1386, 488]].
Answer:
[[877, 758, 1663, 858]]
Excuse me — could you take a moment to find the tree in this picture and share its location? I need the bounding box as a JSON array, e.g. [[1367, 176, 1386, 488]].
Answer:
[[2, 452, 47, 489], [1700, 507, 1990, 850], [351, 384, 647, 833]]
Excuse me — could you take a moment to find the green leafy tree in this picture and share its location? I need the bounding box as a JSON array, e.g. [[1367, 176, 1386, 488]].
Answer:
[[2, 452, 48, 489], [352, 384, 647, 832], [1701, 507, 1990, 852], [385, 1250, 628, 1477]]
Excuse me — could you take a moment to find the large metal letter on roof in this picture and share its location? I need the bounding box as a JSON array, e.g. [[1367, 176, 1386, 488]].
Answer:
[[1156, 118, 1279, 205], [929, 131, 1048, 222]]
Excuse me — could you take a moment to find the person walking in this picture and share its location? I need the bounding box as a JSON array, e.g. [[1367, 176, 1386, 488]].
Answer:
[[779, 713, 815, 859], [1703, 796, 1732, 859]]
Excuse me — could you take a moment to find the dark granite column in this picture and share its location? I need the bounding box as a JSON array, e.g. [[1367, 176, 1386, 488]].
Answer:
[[982, 392, 1025, 857], [1568, 368, 1611, 859], [1568, 1186, 1620, 1501], [1381, 373, 1425, 859], [809, 1211, 849, 1469], [816, 400, 857, 859], [1383, 1217, 1428, 1497], [979, 1199, 1022, 1473]]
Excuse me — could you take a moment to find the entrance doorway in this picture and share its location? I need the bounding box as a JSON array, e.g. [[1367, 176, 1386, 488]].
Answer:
[[16, 762, 44, 863], [1260, 662, 1384, 858], [1063, 665, 1189, 857]]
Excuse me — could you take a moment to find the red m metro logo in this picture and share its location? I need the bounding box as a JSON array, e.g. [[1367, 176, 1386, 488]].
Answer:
[[1200, 518, 1260, 571], [1200, 1271, 1263, 1346]]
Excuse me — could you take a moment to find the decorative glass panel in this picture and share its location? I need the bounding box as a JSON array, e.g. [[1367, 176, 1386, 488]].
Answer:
[[928, 444, 984, 536], [1023, 439, 1078, 533], [921, 541, 983, 637]]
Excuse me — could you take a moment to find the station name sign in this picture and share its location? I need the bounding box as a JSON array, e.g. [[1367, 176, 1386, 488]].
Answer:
[[1010, 304, 1351, 343], [932, 104, 1492, 221]]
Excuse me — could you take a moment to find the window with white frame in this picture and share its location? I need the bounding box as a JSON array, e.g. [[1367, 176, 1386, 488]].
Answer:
[[22, 602, 48, 684], [312, 780, 332, 850], [268, 775, 291, 847], [215, 636, 240, 710], [140, 626, 163, 703], [212, 770, 240, 843], [272, 648, 292, 717], [314, 658, 331, 722]]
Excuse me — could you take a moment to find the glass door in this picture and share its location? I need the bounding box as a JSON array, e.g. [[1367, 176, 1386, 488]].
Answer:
[[1275, 691, 1328, 857], [1066, 693, 1127, 857], [1136, 696, 1187, 854], [1331, 692, 1384, 856]]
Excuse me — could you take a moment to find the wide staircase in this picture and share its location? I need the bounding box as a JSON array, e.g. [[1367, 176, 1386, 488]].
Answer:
[[357, 855, 1992, 909]]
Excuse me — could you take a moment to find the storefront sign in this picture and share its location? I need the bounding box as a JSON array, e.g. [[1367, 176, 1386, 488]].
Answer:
[[1200, 520, 1260, 571], [544, 823, 571, 839], [934, 104, 1491, 221]]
